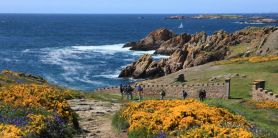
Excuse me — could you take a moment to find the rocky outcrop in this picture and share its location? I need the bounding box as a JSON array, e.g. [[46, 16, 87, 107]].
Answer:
[[119, 54, 153, 79], [155, 33, 191, 55], [123, 28, 176, 51], [1, 70, 47, 84], [119, 26, 278, 79], [256, 30, 278, 56]]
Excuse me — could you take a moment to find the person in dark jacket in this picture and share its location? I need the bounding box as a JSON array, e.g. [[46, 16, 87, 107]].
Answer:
[[120, 84, 124, 100], [198, 89, 206, 101], [182, 90, 188, 99], [127, 85, 133, 100], [160, 89, 166, 100]]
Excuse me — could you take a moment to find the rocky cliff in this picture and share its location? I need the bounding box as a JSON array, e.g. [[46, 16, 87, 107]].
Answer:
[[123, 28, 176, 51], [119, 26, 278, 79]]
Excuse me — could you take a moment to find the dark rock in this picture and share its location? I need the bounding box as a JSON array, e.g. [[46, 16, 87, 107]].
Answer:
[[175, 74, 185, 82], [123, 42, 137, 48]]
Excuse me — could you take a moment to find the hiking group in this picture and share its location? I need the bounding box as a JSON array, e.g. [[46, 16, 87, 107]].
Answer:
[[120, 84, 207, 101], [120, 84, 143, 101]]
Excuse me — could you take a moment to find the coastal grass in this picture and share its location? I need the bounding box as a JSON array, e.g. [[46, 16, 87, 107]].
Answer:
[[205, 99, 278, 138], [112, 110, 129, 133], [228, 44, 250, 58], [85, 91, 124, 103]]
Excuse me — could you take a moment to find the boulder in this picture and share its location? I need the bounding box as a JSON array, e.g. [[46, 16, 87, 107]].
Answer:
[[119, 54, 153, 78], [256, 30, 278, 56], [167, 50, 187, 73], [124, 28, 176, 51], [175, 74, 185, 82]]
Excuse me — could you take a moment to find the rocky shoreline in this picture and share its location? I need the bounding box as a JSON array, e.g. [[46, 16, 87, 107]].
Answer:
[[120, 26, 278, 79]]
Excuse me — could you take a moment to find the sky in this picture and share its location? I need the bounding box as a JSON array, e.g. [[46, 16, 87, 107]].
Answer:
[[0, 0, 278, 14]]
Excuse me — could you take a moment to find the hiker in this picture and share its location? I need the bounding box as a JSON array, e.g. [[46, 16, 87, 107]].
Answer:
[[198, 89, 206, 101], [127, 85, 133, 100], [160, 89, 166, 100], [182, 90, 188, 99], [202, 89, 207, 100], [136, 85, 143, 101], [120, 84, 124, 100]]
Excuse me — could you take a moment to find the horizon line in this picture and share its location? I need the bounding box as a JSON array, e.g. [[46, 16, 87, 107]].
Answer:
[[0, 12, 278, 15]]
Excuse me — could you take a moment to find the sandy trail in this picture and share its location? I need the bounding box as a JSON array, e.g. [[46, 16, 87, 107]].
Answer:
[[68, 99, 126, 138]]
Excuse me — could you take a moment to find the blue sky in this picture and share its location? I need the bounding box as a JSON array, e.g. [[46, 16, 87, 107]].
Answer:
[[1, 0, 278, 14]]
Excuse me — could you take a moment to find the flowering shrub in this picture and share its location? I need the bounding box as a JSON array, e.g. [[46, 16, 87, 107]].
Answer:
[[0, 124, 23, 138], [247, 100, 278, 109], [120, 99, 252, 137], [0, 84, 80, 137], [216, 56, 278, 65]]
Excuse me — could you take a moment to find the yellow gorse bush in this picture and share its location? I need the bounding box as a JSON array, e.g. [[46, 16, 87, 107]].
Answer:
[[216, 56, 278, 65], [0, 124, 23, 138], [248, 100, 278, 109], [0, 84, 74, 119], [0, 84, 79, 137], [121, 99, 252, 137], [180, 124, 253, 138]]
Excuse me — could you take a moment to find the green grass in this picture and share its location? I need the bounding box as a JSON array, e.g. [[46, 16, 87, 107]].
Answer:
[[184, 61, 278, 98], [112, 111, 129, 132], [228, 44, 250, 58], [205, 99, 278, 138], [85, 91, 126, 103]]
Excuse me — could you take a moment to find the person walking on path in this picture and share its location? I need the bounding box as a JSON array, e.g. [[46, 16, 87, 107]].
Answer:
[[198, 89, 206, 101], [136, 85, 143, 101], [120, 84, 124, 100], [127, 85, 133, 100], [182, 90, 188, 99], [160, 89, 166, 100]]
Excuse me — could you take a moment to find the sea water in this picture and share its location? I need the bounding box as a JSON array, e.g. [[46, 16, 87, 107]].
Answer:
[[0, 14, 277, 91]]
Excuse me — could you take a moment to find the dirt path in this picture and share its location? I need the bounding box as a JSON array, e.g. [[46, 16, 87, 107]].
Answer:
[[68, 99, 126, 138]]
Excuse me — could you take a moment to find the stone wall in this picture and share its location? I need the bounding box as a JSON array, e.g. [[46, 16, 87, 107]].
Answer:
[[95, 80, 231, 99], [252, 80, 278, 102]]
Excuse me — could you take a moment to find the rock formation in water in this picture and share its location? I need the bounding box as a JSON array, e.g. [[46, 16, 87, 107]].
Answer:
[[119, 26, 278, 79], [123, 28, 176, 51]]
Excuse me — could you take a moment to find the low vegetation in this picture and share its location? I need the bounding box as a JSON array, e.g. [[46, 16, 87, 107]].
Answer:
[[0, 84, 82, 137], [205, 99, 278, 138], [216, 56, 278, 65], [113, 99, 253, 138]]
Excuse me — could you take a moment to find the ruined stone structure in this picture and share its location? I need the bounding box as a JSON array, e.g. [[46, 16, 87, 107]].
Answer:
[[95, 79, 231, 99], [252, 80, 278, 102]]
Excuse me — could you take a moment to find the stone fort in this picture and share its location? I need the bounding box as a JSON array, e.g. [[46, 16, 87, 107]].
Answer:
[[95, 79, 231, 99]]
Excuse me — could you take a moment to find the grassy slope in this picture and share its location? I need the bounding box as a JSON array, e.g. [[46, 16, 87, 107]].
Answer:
[[144, 60, 278, 99], [205, 99, 278, 137]]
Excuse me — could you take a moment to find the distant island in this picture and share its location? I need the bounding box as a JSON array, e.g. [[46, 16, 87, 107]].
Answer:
[[164, 14, 278, 23], [191, 14, 245, 19]]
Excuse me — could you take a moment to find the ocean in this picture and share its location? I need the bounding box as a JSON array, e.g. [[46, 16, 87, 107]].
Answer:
[[0, 14, 277, 91]]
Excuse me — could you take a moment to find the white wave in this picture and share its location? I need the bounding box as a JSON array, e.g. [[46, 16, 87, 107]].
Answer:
[[93, 69, 121, 79], [38, 43, 169, 88], [22, 49, 31, 53], [153, 54, 170, 59], [2, 58, 12, 62], [72, 44, 128, 55], [130, 50, 155, 56], [233, 21, 265, 25]]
